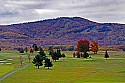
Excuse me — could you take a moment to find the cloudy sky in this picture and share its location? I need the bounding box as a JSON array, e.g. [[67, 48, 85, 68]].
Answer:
[[0, 0, 125, 25]]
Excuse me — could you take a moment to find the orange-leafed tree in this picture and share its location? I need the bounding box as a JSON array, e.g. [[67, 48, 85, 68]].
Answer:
[[90, 40, 99, 54], [77, 40, 89, 58]]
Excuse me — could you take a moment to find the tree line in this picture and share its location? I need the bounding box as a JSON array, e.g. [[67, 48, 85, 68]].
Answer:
[[17, 39, 110, 69]]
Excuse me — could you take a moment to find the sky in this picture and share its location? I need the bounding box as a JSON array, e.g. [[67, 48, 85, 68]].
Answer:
[[0, 0, 125, 25]]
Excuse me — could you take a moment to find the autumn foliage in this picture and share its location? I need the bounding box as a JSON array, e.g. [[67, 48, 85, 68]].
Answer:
[[90, 40, 99, 54], [77, 40, 89, 52], [77, 40, 90, 58]]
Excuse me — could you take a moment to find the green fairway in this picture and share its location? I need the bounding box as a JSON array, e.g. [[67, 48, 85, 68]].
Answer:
[[0, 50, 125, 83]]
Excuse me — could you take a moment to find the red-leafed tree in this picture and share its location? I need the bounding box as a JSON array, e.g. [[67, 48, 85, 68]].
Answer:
[[77, 40, 89, 58], [18, 47, 21, 52], [90, 40, 99, 54], [77, 40, 89, 52]]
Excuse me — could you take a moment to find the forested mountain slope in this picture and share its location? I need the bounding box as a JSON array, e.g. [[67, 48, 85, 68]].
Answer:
[[0, 17, 125, 49]]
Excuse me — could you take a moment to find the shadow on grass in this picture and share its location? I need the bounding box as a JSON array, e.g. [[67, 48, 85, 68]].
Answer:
[[118, 71, 125, 73]]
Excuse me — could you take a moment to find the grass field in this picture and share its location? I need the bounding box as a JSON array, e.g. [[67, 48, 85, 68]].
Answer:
[[0, 50, 125, 83]]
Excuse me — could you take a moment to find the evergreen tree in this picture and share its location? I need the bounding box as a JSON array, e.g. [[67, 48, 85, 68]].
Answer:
[[83, 51, 89, 58], [32, 55, 43, 69], [39, 48, 46, 60], [57, 49, 62, 58], [25, 47, 28, 53], [44, 58, 53, 69], [20, 48, 24, 53], [105, 51, 109, 59], [32, 44, 38, 51], [48, 46, 53, 51], [52, 51, 59, 62], [49, 50, 54, 56], [73, 52, 75, 57], [48, 46, 53, 56]]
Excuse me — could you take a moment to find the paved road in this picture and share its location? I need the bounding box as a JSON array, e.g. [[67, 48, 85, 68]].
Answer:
[[0, 62, 28, 81]]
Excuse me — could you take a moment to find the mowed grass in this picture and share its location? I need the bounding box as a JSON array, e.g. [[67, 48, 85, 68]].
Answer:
[[0, 65, 15, 78], [0, 50, 18, 78], [0, 50, 125, 83]]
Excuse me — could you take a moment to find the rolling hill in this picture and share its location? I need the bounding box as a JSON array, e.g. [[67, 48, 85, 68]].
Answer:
[[0, 17, 125, 49]]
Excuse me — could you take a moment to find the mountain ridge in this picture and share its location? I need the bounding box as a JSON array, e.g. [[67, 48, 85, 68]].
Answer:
[[0, 17, 125, 49]]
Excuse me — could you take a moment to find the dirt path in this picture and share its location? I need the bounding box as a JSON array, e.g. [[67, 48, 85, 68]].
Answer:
[[0, 62, 28, 81]]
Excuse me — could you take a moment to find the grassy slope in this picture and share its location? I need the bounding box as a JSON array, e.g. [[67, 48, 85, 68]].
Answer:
[[0, 50, 125, 83], [0, 50, 18, 78]]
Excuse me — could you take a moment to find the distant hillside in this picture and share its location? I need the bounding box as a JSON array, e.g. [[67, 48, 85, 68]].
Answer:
[[0, 17, 125, 49]]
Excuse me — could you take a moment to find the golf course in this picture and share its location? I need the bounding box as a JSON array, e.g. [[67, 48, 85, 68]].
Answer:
[[0, 50, 125, 83]]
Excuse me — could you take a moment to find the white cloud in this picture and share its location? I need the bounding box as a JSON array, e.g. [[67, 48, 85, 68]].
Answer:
[[35, 9, 59, 15], [0, 0, 125, 25]]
